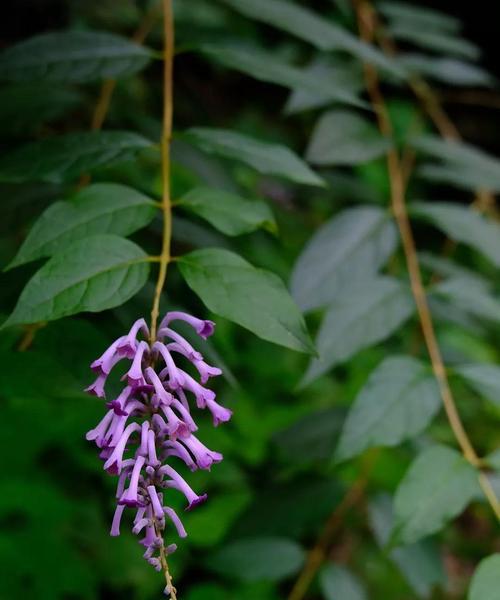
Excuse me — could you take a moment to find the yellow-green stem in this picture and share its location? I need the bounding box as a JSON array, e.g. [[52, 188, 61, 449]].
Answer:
[[150, 0, 174, 344]]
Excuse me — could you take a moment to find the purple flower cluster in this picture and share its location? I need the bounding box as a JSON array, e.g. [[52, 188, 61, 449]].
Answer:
[[85, 311, 231, 575]]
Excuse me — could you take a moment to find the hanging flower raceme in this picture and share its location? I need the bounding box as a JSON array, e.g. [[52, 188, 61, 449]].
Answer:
[[85, 312, 231, 578]]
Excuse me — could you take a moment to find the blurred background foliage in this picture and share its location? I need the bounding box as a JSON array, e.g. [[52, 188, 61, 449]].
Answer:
[[0, 1, 499, 599]]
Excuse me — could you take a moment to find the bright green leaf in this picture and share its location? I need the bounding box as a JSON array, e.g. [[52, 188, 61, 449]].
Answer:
[[391, 445, 480, 545], [320, 565, 367, 600], [201, 45, 363, 109], [301, 277, 414, 386], [0, 30, 151, 82], [306, 110, 392, 166], [205, 537, 304, 582], [468, 554, 500, 600], [3, 234, 149, 327], [183, 127, 324, 187], [290, 206, 397, 312], [0, 131, 152, 184], [411, 202, 500, 268], [336, 356, 441, 462], [177, 186, 276, 236], [7, 183, 158, 269], [178, 248, 315, 354]]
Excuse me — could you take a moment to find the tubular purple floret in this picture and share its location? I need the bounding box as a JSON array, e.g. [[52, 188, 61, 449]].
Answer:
[[84, 312, 230, 571]]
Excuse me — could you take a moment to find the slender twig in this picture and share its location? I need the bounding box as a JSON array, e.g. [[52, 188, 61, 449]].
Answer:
[[149, 4, 176, 592], [149, 0, 174, 344], [353, 0, 500, 520]]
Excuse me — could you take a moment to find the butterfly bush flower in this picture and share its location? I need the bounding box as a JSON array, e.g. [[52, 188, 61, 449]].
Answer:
[[85, 311, 230, 585]]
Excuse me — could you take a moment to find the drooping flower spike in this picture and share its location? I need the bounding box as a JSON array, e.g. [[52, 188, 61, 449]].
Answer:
[[85, 312, 230, 585]]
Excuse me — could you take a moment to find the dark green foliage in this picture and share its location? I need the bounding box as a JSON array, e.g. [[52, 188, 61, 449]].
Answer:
[[1, 0, 499, 598]]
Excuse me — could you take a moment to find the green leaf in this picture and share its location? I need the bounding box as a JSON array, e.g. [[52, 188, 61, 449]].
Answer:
[[290, 206, 397, 312], [0, 84, 82, 136], [306, 109, 392, 166], [285, 57, 364, 115], [388, 25, 479, 60], [335, 356, 441, 462], [201, 45, 363, 109], [468, 554, 500, 600], [7, 183, 158, 269], [301, 277, 414, 386], [178, 248, 315, 354], [3, 234, 149, 327], [0, 30, 151, 82], [177, 186, 276, 236], [369, 493, 446, 598], [378, 2, 461, 33], [183, 127, 324, 187], [320, 565, 367, 600], [455, 364, 500, 406], [205, 537, 305, 582], [432, 278, 500, 324], [220, 0, 405, 78], [274, 408, 345, 464], [411, 202, 500, 268], [0, 131, 152, 184], [399, 55, 493, 87], [391, 445, 479, 545], [410, 135, 500, 192]]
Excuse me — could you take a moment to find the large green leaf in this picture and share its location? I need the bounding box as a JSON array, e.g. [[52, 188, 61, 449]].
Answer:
[[0, 131, 152, 184], [177, 248, 315, 354], [468, 554, 500, 600], [0, 30, 151, 82], [411, 202, 500, 268], [391, 445, 480, 545], [285, 57, 364, 115], [432, 278, 500, 324], [205, 537, 305, 582], [399, 55, 493, 87], [388, 25, 479, 60], [306, 110, 391, 166], [183, 128, 324, 186], [411, 135, 500, 192], [320, 565, 367, 600], [369, 493, 446, 598], [201, 45, 363, 108], [455, 364, 500, 406], [177, 186, 276, 236], [301, 277, 414, 386], [378, 2, 460, 33], [274, 408, 345, 464], [290, 206, 397, 312], [335, 356, 441, 462], [220, 0, 405, 78], [7, 183, 158, 269], [0, 84, 82, 136], [3, 234, 149, 327]]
